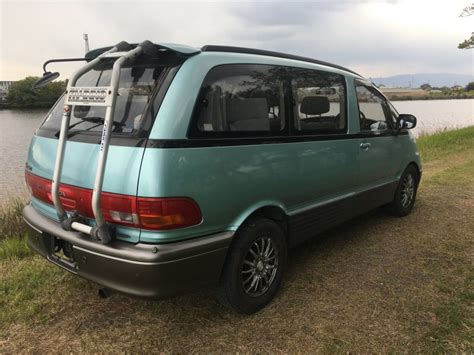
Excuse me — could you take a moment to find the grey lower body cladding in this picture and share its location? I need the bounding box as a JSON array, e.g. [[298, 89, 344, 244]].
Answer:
[[23, 204, 233, 298], [288, 180, 400, 247]]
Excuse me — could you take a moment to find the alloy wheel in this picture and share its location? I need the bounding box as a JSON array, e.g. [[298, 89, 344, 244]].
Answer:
[[401, 173, 415, 208], [241, 237, 279, 297]]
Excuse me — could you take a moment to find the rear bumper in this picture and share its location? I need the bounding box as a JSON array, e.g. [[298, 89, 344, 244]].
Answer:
[[23, 204, 233, 298]]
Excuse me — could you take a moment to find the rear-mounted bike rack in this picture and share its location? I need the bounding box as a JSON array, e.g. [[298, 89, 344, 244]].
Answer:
[[51, 40, 158, 243]]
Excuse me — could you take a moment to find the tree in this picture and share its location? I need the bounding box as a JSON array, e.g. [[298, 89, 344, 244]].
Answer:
[[458, 33, 474, 49], [466, 82, 474, 91], [441, 86, 450, 93], [7, 77, 66, 108], [420, 83, 432, 91], [458, 4, 474, 49]]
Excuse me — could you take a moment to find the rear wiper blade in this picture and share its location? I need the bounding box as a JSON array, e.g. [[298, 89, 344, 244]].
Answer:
[[54, 117, 125, 137]]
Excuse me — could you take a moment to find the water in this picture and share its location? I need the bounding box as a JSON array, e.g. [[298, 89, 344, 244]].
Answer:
[[0, 109, 46, 202], [0, 99, 473, 201], [393, 99, 474, 136]]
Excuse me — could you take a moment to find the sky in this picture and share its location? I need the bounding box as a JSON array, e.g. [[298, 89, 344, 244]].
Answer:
[[0, 0, 473, 81]]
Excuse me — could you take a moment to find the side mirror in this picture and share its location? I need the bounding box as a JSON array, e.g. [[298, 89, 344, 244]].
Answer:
[[32, 71, 60, 89], [396, 114, 417, 130]]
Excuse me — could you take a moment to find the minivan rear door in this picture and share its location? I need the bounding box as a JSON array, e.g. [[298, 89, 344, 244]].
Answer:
[[26, 56, 180, 242]]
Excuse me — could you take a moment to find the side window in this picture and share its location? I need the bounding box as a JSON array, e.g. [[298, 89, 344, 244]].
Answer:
[[387, 101, 400, 124], [192, 65, 288, 135], [291, 69, 346, 134], [355, 81, 394, 132]]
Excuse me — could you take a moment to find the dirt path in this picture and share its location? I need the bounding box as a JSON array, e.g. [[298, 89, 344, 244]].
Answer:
[[1, 154, 473, 353]]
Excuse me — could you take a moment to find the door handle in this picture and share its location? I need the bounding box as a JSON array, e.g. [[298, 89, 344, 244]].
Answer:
[[360, 142, 371, 150]]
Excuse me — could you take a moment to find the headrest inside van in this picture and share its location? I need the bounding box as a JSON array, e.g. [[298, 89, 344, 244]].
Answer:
[[300, 96, 330, 115], [226, 98, 269, 131]]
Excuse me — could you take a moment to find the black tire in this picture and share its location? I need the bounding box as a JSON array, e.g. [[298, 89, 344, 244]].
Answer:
[[387, 165, 419, 217], [217, 217, 287, 314]]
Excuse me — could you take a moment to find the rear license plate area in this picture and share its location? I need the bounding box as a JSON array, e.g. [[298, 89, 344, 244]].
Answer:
[[47, 237, 78, 272]]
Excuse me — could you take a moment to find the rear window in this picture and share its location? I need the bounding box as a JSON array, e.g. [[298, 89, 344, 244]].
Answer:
[[41, 60, 169, 135]]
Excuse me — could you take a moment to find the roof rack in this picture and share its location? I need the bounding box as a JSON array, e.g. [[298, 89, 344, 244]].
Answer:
[[86, 43, 200, 61], [201, 45, 361, 77]]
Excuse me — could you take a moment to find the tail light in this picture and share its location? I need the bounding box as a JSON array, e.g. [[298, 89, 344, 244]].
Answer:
[[25, 171, 202, 230], [137, 197, 202, 230]]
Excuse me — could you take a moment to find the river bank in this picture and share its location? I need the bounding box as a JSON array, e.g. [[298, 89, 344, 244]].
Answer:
[[388, 93, 474, 101], [382, 89, 474, 101]]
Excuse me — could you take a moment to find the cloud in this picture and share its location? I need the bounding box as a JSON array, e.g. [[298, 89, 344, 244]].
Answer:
[[0, 0, 472, 80], [222, 0, 474, 77], [226, 1, 348, 27]]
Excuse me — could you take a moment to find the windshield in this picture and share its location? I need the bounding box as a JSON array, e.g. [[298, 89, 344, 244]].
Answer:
[[41, 60, 168, 134]]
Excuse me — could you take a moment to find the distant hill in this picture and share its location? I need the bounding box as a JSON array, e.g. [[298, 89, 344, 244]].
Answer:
[[370, 73, 474, 88]]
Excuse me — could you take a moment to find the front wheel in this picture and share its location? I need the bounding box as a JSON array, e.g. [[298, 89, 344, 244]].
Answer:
[[217, 217, 287, 314], [387, 165, 419, 217]]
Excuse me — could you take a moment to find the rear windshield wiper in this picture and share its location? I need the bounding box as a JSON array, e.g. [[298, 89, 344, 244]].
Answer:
[[54, 117, 125, 137]]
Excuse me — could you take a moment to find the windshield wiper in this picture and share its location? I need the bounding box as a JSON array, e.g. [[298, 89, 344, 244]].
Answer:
[[54, 117, 125, 137]]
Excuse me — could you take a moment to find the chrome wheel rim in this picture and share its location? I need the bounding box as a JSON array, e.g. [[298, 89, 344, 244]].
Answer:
[[401, 173, 415, 208], [241, 237, 278, 297]]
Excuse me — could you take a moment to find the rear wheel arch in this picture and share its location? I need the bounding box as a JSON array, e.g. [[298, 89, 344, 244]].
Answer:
[[237, 205, 289, 240], [218, 213, 288, 313], [221, 205, 289, 281]]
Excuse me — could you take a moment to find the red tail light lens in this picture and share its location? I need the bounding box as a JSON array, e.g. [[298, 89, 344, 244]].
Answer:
[[137, 197, 202, 230], [101, 192, 139, 226], [25, 171, 202, 230], [25, 171, 53, 204]]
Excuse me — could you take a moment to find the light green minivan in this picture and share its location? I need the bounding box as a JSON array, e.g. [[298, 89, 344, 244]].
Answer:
[[23, 41, 421, 313]]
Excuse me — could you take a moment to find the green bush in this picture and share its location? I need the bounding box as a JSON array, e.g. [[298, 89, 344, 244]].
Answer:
[[6, 77, 66, 108]]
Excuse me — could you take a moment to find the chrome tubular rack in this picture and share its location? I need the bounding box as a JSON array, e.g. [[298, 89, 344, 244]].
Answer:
[[51, 40, 157, 243]]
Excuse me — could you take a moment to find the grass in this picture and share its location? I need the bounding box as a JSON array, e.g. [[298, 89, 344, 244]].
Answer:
[[427, 159, 474, 187], [0, 198, 31, 260], [0, 258, 77, 324], [416, 125, 474, 162], [0, 126, 473, 352], [412, 158, 474, 352], [423, 273, 473, 353], [0, 237, 32, 259], [0, 199, 26, 241]]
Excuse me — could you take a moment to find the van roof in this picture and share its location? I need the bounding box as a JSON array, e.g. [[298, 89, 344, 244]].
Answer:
[[201, 45, 361, 77], [86, 42, 360, 77]]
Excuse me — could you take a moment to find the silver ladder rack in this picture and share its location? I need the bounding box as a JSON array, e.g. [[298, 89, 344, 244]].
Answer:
[[51, 40, 156, 243]]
